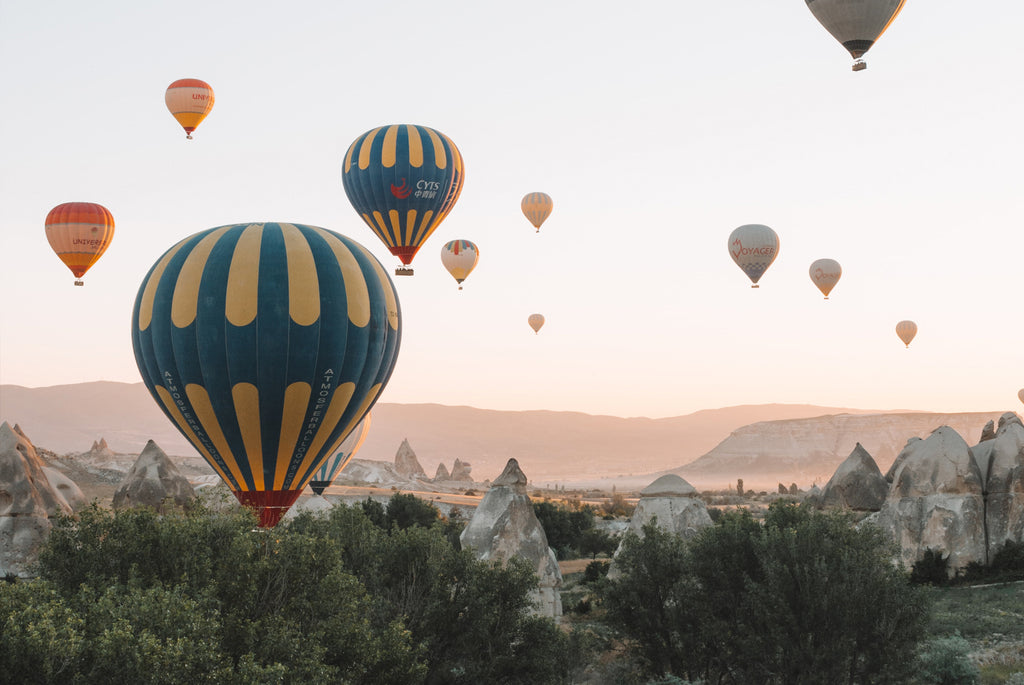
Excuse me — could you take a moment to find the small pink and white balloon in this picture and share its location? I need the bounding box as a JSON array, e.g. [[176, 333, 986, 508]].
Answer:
[[809, 258, 842, 299]]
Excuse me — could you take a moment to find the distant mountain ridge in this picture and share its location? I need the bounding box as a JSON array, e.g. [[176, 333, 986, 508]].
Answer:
[[673, 411, 1003, 490], [0, 381, 1001, 487]]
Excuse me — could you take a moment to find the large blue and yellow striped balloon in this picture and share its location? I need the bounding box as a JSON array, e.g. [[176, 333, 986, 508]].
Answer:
[[130, 223, 401, 526], [342, 124, 464, 270]]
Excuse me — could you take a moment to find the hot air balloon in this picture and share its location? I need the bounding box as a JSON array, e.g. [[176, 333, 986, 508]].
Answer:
[[131, 222, 401, 527], [308, 414, 371, 496], [440, 239, 479, 290], [165, 79, 215, 139], [521, 193, 553, 233], [342, 124, 464, 276], [45, 202, 115, 286], [896, 320, 917, 348], [1018, 389, 1024, 405], [809, 258, 842, 299], [528, 313, 545, 334], [728, 224, 779, 288], [805, 0, 906, 71]]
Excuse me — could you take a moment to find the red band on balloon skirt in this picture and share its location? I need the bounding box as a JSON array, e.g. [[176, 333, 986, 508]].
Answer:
[[233, 489, 303, 528]]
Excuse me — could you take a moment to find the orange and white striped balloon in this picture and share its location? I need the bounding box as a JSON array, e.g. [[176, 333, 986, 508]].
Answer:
[[45, 202, 115, 286], [165, 78, 215, 139]]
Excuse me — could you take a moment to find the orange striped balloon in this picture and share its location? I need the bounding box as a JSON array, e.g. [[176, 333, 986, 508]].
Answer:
[[521, 192, 553, 233], [165, 78, 215, 139], [45, 202, 115, 286]]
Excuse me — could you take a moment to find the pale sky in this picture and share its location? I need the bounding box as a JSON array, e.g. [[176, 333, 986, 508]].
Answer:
[[2, 0, 1022, 419]]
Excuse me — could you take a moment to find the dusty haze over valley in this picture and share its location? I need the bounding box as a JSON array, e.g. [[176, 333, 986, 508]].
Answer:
[[0, 382, 1006, 490]]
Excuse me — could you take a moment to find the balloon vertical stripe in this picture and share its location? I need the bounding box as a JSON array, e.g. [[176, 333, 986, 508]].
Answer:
[[225, 226, 263, 326], [232, 383, 264, 489]]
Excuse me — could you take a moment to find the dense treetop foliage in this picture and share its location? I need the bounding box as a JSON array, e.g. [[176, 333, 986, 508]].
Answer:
[[0, 498, 581, 685], [601, 501, 930, 685]]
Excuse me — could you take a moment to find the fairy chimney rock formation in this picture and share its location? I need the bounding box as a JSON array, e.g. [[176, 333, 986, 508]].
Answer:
[[0, 422, 72, 577], [819, 443, 889, 511], [982, 412, 1024, 558], [608, 474, 712, 579], [433, 462, 451, 481], [885, 437, 923, 483], [875, 426, 986, 575], [460, 458, 562, 618], [980, 420, 997, 443], [450, 458, 473, 482], [394, 439, 427, 478], [112, 440, 195, 513]]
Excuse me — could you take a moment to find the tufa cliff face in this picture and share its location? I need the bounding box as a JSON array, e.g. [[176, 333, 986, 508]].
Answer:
[[675, 412, 999, 489]]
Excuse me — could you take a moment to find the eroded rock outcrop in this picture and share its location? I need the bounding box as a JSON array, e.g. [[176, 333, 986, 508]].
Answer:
[[875, 426, 986, 574], [450, 458, 473, 482], [460, 458, 561, 618], [819, 443, 888, 512], [394, 439, 427, 479], [0, 422, 72, 577], [982, 413, 1024, 558], [433, 462, 450, 481], [609, 474, 712, 579], [112, 440, 195, 513], [629, 474, 712, 538]]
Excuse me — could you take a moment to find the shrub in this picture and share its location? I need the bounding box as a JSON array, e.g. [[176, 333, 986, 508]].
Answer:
[[916, 634, 980, 684], [911, 548, 951, 586]]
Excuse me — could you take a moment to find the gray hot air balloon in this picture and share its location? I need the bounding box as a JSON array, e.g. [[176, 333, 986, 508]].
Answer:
[[805, 0, 906, 71]]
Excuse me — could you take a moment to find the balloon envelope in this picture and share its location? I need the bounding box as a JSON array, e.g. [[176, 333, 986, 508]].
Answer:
[[342, 124, 464, 268], [521, 192, 553, 232], [528, 313, 545, 334], [441, 239, 480, 289], [131, 222, 401, 527], [45, 202, 115, 285], [896, 320, 917, 348], [809, 258, 842, 298], [805, 0, 906, 66], [728, 224, 779, 287], [1018, 389, 1024, 405], [308, 413, 372, 496], [165, 79, 214, 139]]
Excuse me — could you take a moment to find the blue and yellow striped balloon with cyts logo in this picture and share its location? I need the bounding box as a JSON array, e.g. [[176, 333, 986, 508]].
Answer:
[[131, 222, 401, 527], [342, 124, 464, 275]]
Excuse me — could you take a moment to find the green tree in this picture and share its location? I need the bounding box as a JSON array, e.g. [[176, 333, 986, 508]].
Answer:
[[602, 502, 929, 684], [0, 581, 84, 684], [384, 492, 441, 530]]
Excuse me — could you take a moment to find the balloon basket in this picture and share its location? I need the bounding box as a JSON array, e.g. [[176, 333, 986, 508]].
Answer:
[[395, 266, 414, 276], [852, 61, 867, 72], [751, 284, 759, 289], [74, 280, 84, 287]]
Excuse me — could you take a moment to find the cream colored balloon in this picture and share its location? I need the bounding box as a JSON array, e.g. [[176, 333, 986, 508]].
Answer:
[[809, 258, 842, 299], [805, 0, 906, 71], [1017, 389, 1024, 405], [895, 320, 917, 348], [440, 239, 480, 290], [728, 224, 779, 288], [528, 313, 545, 334]]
